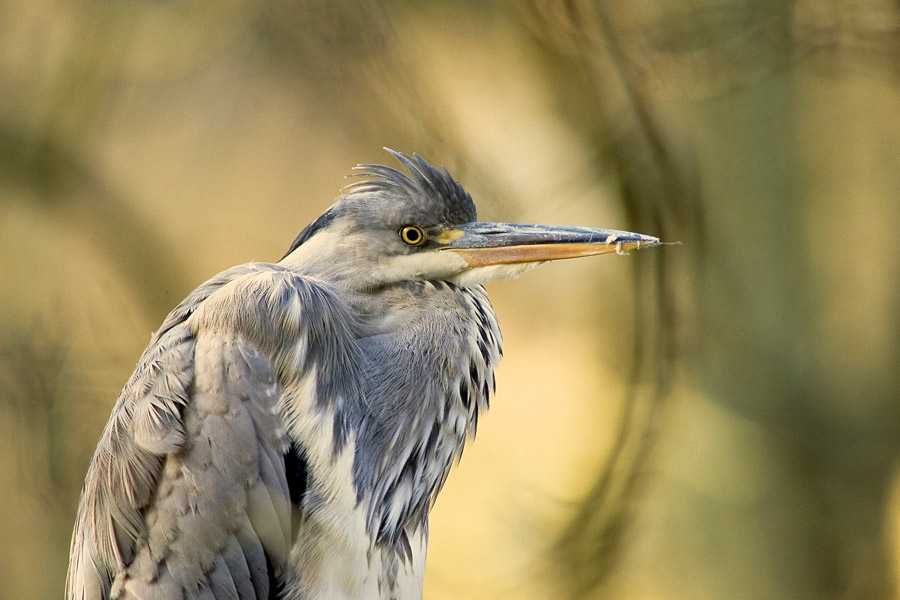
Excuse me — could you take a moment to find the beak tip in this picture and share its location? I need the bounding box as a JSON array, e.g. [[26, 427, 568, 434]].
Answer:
[[610, 232, 661, 254]]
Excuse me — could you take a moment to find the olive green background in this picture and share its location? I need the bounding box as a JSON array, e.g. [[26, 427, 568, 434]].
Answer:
[[2, 2, 899, 599]]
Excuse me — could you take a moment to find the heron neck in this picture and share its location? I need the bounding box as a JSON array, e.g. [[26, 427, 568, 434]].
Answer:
[[348, 280, 503, 547]]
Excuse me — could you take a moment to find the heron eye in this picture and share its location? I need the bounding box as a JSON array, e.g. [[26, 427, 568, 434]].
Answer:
[[400, 225, 426, 246]]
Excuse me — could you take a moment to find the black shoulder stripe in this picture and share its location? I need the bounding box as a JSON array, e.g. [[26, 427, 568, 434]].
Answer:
[[284, 441, 309, 539]]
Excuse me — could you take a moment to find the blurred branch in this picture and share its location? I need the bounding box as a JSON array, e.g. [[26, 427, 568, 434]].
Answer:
[[251, 1, 527, 215], [522, 0, 900, 598], [0, 1, 205, 318], [1, 124, 194, 318], [0, 318, 76, 515], [522, 1, 695, 595]]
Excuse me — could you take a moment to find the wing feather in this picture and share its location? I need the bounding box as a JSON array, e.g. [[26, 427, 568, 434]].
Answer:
[[253, 432, 293, 555], [234, 516, 271, 599], [67, 264, 352, 600], [219, 535, 257, 600], [207, 555, 242, 600]]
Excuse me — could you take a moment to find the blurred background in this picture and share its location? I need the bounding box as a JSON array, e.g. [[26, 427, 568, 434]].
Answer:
[[2, 1, 900, 599]]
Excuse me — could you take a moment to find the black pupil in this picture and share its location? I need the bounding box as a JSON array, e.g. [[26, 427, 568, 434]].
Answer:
[[405, 228, 421, 243]]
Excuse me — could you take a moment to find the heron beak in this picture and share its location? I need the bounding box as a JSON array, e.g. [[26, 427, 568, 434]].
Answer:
[[441, 222, 660, 267]]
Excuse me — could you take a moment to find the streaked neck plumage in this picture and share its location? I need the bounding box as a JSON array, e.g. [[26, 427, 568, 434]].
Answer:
[[276, 259, 502, 598]]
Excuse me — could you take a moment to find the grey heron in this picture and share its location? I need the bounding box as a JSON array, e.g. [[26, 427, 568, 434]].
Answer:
[[67, 149, 659, 599]]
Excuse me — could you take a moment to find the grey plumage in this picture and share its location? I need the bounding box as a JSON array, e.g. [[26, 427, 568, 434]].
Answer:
[[67, 149, 659, 599]]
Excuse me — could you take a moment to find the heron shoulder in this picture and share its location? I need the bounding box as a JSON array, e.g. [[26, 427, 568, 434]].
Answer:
[[67, 262, 361, 600]]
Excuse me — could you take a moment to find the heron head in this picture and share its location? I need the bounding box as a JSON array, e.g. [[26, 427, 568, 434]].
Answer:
[[280, 149, 659, 289]]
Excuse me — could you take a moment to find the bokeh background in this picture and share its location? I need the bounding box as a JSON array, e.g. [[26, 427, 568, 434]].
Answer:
[[2, 1, 900, 599]]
